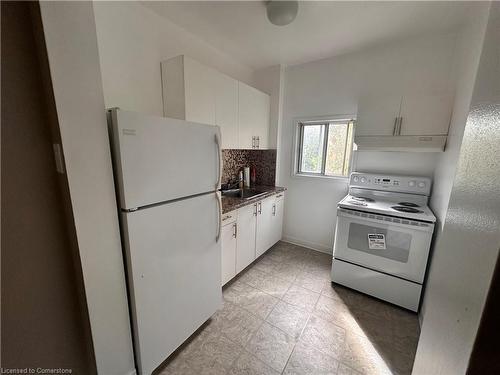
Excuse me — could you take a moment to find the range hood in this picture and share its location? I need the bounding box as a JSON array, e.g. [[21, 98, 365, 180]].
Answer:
[[354, 135, 447, 152]]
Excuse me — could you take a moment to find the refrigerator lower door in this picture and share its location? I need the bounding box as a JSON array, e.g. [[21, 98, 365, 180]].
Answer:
[[109, 109, 222, 210], [121, 192, 222, 375]]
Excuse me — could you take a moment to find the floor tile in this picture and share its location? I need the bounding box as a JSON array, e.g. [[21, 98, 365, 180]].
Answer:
[[265, 301, 310, 340], [300, 315, 346, 359], [282, 284, 321, 312], [295, 271, 329, 293], [213, 302, 263, 346], [229, 351, 280, 375], [223, 280, 279, 319], [158, 241, 420, 375], [340, 333, 393, 375], [337, 363, 362, 375], [283, 342, 339, 375], [245, 322, 296, 372]]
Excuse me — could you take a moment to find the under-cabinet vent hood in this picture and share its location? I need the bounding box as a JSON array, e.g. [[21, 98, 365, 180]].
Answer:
[[354, 135, 447, 152]]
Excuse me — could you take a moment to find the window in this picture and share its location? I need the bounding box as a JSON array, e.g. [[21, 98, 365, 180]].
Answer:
[[296, 119, 354, 177]]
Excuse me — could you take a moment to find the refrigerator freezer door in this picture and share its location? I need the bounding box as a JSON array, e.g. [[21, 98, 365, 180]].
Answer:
[[122, 192, 222, 375], [109, 109, 222, 210]]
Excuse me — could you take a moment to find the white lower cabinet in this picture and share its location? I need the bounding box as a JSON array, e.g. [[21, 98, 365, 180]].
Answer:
[[256, 197, 274, 258], [221, 213, 237, 286], [222, 192, 285, 285], [236, 203, 258, 274], [270, 193, 285, 246]]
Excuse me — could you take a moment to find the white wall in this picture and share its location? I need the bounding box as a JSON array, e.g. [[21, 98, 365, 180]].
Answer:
[[420, 3, 491, 322], [413, 3, 500, 373], [39, 2, 136, 375], [93, 1, 254, 117], [279, 33, 458, 253]]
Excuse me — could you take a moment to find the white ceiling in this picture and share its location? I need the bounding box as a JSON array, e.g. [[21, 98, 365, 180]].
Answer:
[[141, 1, 478, 70]]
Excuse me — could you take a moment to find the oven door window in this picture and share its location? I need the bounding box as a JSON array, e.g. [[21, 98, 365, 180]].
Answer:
[[347, 223, 411, 263]]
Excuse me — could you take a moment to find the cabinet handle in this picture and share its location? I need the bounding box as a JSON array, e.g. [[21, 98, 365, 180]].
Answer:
[[258, 202, 262, 214], [272, 204, 276, 216], [253, 203, 258, 216], [252, 136, 255, 149], [256, 136, 260, 149], [233, 223, 237, 238], [393, 117, 399, 136]]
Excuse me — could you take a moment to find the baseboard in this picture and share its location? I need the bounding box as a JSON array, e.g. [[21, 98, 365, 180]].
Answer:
[[281, 235, 333, 255]]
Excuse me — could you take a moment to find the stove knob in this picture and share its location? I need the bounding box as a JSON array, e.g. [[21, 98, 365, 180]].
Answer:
[[408, 180, 416, 187], [418, 181, 426, 188], [353, 176, 359, 182], [360, 177, 367, 183]]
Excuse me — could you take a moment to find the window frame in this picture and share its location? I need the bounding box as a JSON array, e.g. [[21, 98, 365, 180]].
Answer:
[[292, 115, 356, 180]]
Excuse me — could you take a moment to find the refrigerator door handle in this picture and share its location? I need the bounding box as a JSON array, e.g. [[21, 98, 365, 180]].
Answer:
[[215, 132, 222, 190], [215, 192, 222, 243]]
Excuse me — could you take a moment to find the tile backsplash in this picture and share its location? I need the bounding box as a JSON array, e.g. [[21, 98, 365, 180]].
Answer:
[[222, 149, 277, 186]]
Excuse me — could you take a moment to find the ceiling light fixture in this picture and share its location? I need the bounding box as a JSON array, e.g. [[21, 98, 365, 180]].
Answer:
[[266, 1, 298, 26]]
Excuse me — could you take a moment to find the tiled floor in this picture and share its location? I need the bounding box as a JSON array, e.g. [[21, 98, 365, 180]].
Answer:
[[159, 241, 420, 375]]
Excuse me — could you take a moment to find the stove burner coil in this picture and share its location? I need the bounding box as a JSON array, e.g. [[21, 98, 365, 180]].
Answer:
[[398, 202, 420, 207], [391, 206, 423, 213], [351, 196, 375, 202]]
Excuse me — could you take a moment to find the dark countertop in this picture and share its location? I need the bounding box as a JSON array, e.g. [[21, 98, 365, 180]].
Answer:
[[221, 186, 286, 214]]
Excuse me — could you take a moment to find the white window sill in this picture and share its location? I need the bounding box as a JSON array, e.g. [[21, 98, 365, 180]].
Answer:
[[292, 173, 349, 182]]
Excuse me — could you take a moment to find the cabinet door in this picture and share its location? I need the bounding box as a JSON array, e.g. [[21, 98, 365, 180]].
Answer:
[[215, 72, 239, 149], [184, 56, 216, 125], [270, 195, 284, 246], [399, 93, 453, 136], [221, 222, 237, 286], [255, 91, 270, 149], [238, 82, 270, 149], [356, 94, 402, 136], [236, 204, 257, 273], [256, 197, 274, 258]]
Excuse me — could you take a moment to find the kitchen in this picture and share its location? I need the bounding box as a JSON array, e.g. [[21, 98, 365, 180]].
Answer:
[[2, 2, 499, 375]]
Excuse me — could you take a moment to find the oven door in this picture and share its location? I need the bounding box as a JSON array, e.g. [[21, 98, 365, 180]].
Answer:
[[333, 208, 434, 283]]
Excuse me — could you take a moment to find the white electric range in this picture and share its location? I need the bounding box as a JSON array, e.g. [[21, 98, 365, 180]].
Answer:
[[331, 172, 436, 312]]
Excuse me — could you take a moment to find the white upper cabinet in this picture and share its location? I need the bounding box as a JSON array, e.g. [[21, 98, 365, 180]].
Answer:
[[238, 82, 270, 149], [399, 93, 453, 136], [355, 90, 453, 151], [161, 55, 216, 125], [356, 94, 402, 136], [161, 55, 270, 150], [214, 72, 239, 149]]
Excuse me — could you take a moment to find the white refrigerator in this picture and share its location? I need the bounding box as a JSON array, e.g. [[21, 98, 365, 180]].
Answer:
[[108, 109, 222, 375]]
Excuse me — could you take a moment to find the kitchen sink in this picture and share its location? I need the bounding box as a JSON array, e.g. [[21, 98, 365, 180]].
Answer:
[[221, 188, 268, 200]]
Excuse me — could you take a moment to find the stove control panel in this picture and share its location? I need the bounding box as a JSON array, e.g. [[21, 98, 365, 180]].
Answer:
[[350, 173, 431, 195]]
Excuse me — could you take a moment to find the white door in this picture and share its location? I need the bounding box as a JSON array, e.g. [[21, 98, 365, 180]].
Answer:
[[109, 109, 221, 210], [215, 72, 239, 149], [122, 193, 222, 375], [183, 56, 216, 125], [256, 197, 274, 257], [356, 94, 402, 136], [399, 93, 453, 136], [221, 221, 237, 285], [238, 82, 270, 149], [270, 194, 284, 246], [236, 203, 257, 273]]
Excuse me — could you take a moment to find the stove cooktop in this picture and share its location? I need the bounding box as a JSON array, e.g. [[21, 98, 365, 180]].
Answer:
[[339, 194, 436, 223]]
